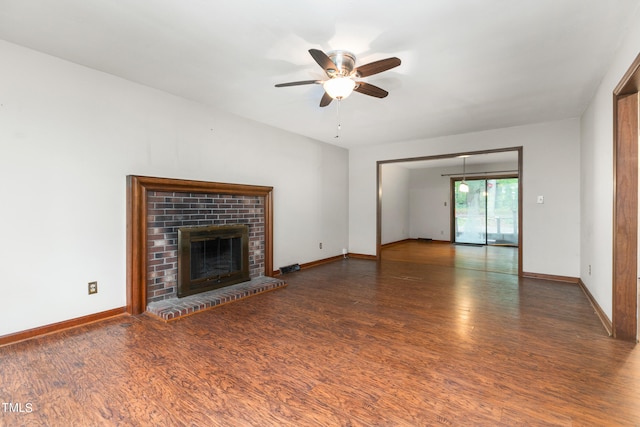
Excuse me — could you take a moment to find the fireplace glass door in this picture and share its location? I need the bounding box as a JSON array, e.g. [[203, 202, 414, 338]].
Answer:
[[190, 237, 242, 281], [178, 225, 250, 297]]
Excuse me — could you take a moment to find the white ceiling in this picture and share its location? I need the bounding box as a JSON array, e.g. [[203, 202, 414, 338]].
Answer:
[[0, 0, 638, 149]]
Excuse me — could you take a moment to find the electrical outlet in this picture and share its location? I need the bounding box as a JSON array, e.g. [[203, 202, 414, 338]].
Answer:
[[88, 281, 98, 295], [319, 242, 323, 249]]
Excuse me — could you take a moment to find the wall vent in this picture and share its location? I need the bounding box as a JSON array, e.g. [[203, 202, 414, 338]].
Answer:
[[279, 263, 300, 274]]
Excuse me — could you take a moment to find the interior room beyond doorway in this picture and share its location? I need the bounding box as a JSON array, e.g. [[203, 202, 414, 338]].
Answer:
[[377, 147, 522, 276]]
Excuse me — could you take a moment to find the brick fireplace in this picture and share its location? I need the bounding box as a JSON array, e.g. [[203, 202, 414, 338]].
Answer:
[[126, 176, 276, 316], [147, 192, 264, 303]]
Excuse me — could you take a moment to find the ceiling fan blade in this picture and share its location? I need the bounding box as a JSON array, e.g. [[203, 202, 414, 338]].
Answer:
[[354, 57, 401, 78], [354, 82, 389, 98], [275, 80, 321, 87], [309, 49, 337, 75], [319, 92, 333, 107]]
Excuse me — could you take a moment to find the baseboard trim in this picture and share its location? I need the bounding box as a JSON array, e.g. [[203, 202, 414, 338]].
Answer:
[[578, 279, 613, 336], [272, 240, 453, 273], [272, 254, 347, 276], [348, 253, 377, 260], [381, 239, 412, 248], [300, 255, 345, 270], [523, 273, 613, 337], [384, 238, 451, 246], [521, 271, 579, 284], [0, 307, 128, 347], [418, 239, 451, 244]]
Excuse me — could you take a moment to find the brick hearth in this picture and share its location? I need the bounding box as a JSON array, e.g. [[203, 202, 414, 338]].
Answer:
[[146, 276, 287, 321]]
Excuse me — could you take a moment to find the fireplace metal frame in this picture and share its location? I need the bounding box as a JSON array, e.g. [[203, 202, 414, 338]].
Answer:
[[177, 224, 250, 297]]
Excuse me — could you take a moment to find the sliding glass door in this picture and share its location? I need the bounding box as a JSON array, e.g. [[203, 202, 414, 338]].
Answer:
[[454, 180, 487, 244], [453, 177, 518, 246]]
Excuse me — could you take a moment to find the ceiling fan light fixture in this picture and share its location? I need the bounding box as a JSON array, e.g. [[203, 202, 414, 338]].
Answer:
[[275, 48, 401, 107], [323, 77, 356, 99]]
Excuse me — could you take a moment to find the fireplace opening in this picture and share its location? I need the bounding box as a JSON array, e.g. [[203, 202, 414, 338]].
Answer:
[[177, 224, 250, 298]]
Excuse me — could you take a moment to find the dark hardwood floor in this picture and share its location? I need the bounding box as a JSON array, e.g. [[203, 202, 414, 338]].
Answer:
[[382, 240, 519, 275], [1, 241, 638, 426]]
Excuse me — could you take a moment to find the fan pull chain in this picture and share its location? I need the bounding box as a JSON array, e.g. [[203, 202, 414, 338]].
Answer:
[[335, 98, 342, 138]]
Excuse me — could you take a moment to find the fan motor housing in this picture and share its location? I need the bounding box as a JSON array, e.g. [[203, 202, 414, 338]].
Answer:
[[327, 50, 356, 76]]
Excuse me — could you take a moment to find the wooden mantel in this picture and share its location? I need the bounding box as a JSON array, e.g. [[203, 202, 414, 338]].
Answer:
[[126, 175, 274, 315]]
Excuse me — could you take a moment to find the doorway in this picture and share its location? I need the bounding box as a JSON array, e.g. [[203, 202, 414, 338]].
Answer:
[[376, 147, 523, 277], [612, 53, 640, 341]]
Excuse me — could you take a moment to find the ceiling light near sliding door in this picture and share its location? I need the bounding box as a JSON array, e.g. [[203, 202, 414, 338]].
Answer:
[[459, 156, 470, 193]]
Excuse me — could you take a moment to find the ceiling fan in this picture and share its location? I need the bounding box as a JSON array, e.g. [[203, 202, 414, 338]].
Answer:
[[275, 49, 401, 107]]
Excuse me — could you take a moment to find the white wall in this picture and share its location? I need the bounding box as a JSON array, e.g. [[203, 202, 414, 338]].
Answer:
[[580, 10, 640, 320], [409, 167, 451, 240], [0, 40, 349, 337], [380, 163, 410, 244], [349, 119, 581, 277]]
